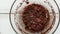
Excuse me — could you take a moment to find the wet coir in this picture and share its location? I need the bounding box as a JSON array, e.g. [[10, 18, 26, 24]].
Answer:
[[22, 4, 50, 33]]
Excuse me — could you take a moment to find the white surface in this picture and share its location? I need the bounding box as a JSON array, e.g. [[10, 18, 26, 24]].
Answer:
[[0, 0, 60, 34]]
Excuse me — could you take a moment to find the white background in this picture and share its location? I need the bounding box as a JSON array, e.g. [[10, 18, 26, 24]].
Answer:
[[0, 0, 60, 34]]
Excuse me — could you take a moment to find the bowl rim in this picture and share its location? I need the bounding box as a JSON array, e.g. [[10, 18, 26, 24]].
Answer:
[[9, 0, 60, 34]]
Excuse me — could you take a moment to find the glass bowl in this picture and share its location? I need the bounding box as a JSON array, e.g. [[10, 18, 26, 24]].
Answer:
[[9, 0, 59, 34]]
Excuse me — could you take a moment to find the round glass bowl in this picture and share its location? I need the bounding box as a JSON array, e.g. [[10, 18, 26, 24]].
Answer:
[[9, 0, 59, 34]]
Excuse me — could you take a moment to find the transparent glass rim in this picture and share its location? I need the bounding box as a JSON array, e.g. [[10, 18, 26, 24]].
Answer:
[[9, 0, 60, 34]]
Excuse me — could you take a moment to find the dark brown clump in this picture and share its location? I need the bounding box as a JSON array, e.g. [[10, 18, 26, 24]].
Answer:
[[22, 4, 50, 32]]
